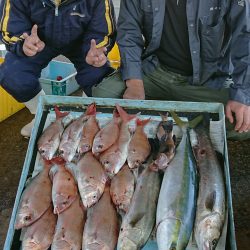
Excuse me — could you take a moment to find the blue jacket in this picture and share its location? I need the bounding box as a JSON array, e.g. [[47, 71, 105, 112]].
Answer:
[[0, 0, 116, 57], [117, 0, 250, 105]]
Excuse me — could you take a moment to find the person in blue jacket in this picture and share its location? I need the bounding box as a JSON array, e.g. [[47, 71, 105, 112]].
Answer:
[[0, 0, 116, 137], [93, 0, 250, 140]]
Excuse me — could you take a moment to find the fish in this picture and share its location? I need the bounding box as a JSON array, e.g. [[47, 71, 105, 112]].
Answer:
[[92, 109, 121, 155], [77, 109, 100, 154], [156, 112, 202, 250], [100, 104, 136, 176], [52, 195, 85, 250], [37, 106, 69, 160], [50, 163, 78, 214], [74, 152, 107, 208], [193, 120, 226, 250], [22, 205, 56, 250], [117, 156, 162, 250], [15, 160, 52, 229], [82, 185, 119, 250], [59, 103, 96, 162], [127, 118, 151, 169], [110, 164, 135, 213], [154, 115, 176, 170]]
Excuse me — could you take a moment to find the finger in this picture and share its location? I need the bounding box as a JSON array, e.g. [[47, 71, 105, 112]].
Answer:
[[90, 39, 96, 51], [239, 110, 250, 132], [23, 47, 37, 57], [234, 110, 244, 131], [37, 41, 45, 52], [31, 24, 38, 37], [25, 42, 39, 52], [225, 104, 234, 124]]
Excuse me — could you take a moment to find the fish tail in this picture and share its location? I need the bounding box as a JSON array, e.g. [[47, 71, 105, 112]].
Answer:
[[136, 118, 151, 127], [85, 103, 96, 115], [54, 106, 70, 119], [170, 111, 203, 129], [115, 104, 137, 122]]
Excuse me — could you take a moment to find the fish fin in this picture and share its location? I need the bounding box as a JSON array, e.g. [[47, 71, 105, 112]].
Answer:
[[49, 164, 59, 181], [85, 103, 96, 115], [205, 191, 216, 211], [54, 106, 70, 119], [136, 118, 151, 127], [170, 111, 203, 129], [115, 103, 137, 122]]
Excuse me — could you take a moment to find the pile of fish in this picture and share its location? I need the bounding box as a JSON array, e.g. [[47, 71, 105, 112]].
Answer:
[[15, 103, 226, 250]]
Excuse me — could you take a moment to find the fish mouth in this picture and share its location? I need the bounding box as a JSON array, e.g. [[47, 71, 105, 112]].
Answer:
[[52, 239, 72, 250], [22, 240, 40, 250]]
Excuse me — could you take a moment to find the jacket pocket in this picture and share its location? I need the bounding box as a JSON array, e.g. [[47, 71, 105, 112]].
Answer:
[[199, 19, 225, 61]]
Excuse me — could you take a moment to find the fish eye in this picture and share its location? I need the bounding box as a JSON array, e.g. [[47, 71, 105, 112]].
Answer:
[[104, 160, 109, 165], [24, 215, 31, 221], [40, 149, 45, 154], [212, 239, 217, 246], [59, 149, 64, 155], [98, 145, 103, 149]]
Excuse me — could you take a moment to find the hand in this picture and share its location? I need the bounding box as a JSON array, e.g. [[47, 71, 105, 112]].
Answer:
[[226, 100, 250, 133], [123, 79, 145, 100], [22, 24, 45, 56], [86, 39, 107, 67]]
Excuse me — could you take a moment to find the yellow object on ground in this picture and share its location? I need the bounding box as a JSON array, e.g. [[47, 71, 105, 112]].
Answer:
[[108, 43, 120, 69], [0, 56, 25, 122]]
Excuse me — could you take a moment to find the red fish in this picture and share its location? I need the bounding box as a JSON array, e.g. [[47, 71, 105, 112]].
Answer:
[[127, 118, 151, 169]]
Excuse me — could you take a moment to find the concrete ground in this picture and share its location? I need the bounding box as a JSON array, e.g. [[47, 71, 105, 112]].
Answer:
[[0, 104, 250, 249]]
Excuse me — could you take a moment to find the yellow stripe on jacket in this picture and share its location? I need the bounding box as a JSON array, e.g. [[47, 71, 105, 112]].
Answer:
[[96, 0, 113, 48], [1, 0, 22, 44]]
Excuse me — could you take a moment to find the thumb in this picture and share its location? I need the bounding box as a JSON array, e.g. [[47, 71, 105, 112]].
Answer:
[[226, 103, 234, 124], [90, 39, 96, 51], [31, 24, 38, 38], [22, 33, 29, 39]]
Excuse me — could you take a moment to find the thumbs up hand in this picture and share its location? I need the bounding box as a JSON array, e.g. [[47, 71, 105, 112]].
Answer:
[[86, 39, 107, 67], [22, 24, 45, 57]]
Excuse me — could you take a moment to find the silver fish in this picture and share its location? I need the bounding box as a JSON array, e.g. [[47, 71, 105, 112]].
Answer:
[[193, 123, 226, 250], [117, 158, 161, 250], [156, 112, 201, 250]]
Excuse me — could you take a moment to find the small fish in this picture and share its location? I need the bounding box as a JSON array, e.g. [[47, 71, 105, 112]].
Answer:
[[127, 118, 151, 169], [50, 163, 78, 214], [77, 109, 100, 154], [100, 104, 136, 176], [92, 109, 121, 155], [74, 152, 107, 208], [110, 164, 135, 213], [82, 185, 119, 250], [52, 195, 85, 250], [193, 120, 225, 250], [59, 103, 96, 162], [15, 160, 52, 229], [154, 114, 176, 170], [37, 106, 69, 160], [22, 205, 56, 250]]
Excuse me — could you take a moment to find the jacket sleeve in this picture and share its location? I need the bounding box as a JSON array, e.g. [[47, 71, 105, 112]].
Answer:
[[0, 0, 32, 57], [228, 0, 250, 105], [82, 0, 116, 58], [117, 0, 144, 81]]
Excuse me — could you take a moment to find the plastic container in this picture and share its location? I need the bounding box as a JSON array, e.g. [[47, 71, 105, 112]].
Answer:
[[39, 60, 79, 96], [4, 96, 237, 250]]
